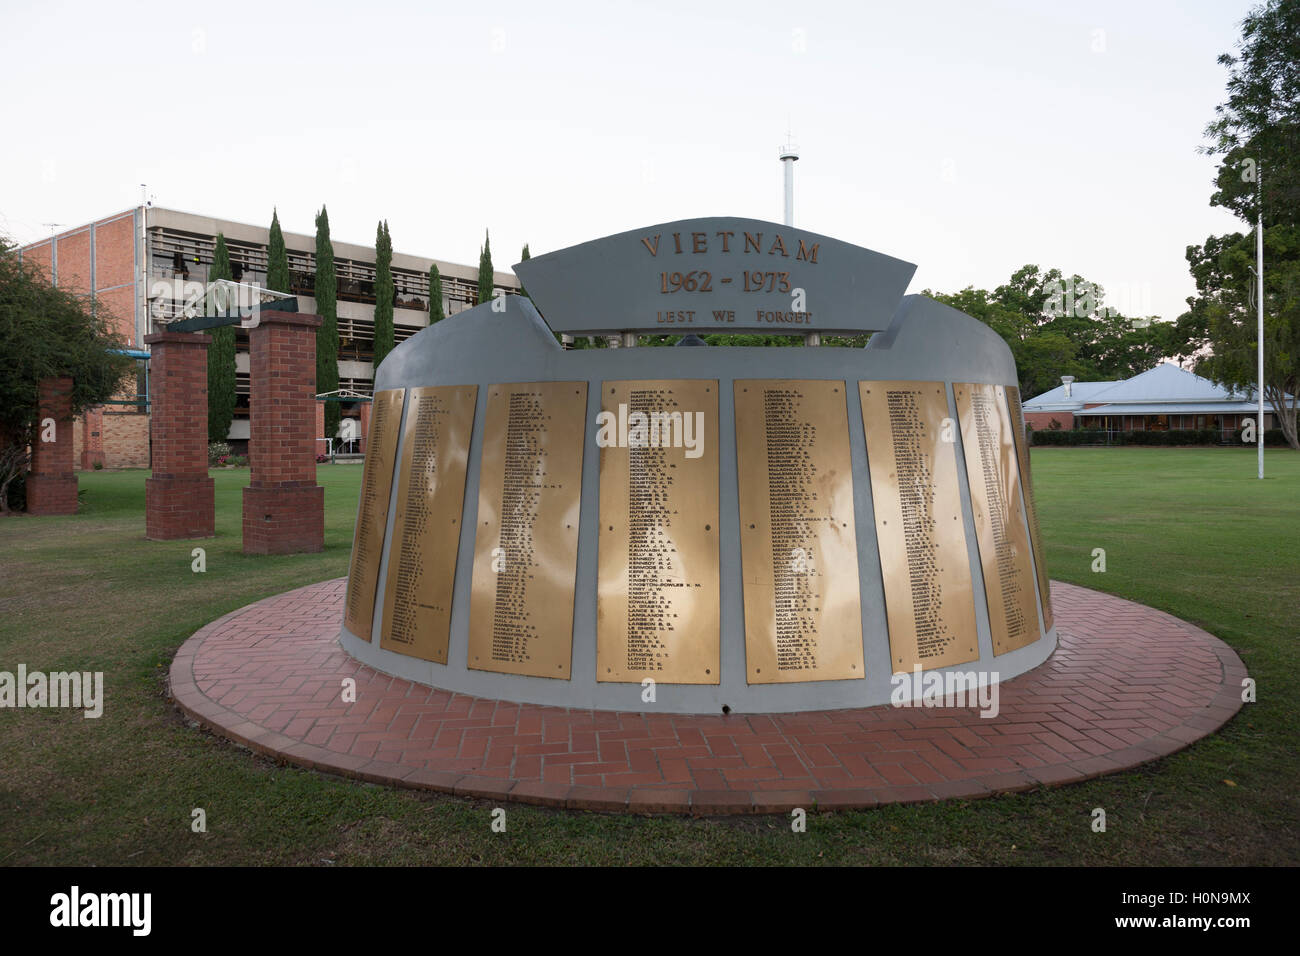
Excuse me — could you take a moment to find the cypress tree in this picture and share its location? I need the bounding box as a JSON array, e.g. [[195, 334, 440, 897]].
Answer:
[[428, 263, 444, 324], [477, 229, 494, 306], [372, 220, 395, 370], [210, 232, 232, 290], [518, 243, 530, 298], [314, 206, 340, 441], [206, 233, 237, 443], [266, 208, 290, 294]]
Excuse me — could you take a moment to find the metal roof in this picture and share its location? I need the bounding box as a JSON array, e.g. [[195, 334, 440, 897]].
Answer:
[[1023, 380, 1117, 408], [1082, 402, 1262, 415], [1024, 363, 1265, 412], [1085, 363, 1254, 404]]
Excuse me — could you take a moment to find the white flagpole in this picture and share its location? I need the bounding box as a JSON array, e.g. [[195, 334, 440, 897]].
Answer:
[[1257, 165, 1265, 480]]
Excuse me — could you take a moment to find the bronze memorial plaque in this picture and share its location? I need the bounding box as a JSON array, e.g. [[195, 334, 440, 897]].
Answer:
[[860, 382, 979, 672], [379, 385, 478, 663], [735, 380, 863, 684], [955, 382, 1041, 655], [468, 382, 588, 679], [1005, 386, 1053, 631], [344, 388, 405, 640], [597, 380, 720, 684]]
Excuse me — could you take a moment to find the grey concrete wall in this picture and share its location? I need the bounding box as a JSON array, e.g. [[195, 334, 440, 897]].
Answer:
[[338, 293, 1057, 714]]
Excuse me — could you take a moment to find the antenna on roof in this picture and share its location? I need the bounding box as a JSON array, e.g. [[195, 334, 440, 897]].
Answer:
[[778, 134, 799, 227], [779, 133, 815, 347]]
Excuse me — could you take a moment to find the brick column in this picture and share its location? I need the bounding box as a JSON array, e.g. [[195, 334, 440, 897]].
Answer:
[[26, 377, 78, 514], [359, 401, 372, 455], [243, 311, 324, 554], [80, 407, 105, 470], [144, 331, 214, 539]]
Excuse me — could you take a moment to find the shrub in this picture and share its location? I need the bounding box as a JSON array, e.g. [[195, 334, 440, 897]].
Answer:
[[208, 441, 232, 466], [1234, 426, 1289, 446], [1032, 428, 1280, 447], [1032, 429, 1109, 445], [4, 472, 25, 513]]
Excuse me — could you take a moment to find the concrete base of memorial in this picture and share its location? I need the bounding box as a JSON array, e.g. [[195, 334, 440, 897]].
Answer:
[[169, 577, 1246, 815]]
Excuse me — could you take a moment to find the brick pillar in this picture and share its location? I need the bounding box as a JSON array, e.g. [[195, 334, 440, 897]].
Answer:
[[315, 400, 326, 445], [81, 406, 105, 470], [144, 331, 214, 539], [243, 311, 324, 554], [26, 377, 78, 514], [359, 401, 372, 455]]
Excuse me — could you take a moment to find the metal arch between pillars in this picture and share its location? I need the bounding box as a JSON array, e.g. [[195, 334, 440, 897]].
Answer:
[[316, 389, 373, 403], [163, 286, 299, 333]]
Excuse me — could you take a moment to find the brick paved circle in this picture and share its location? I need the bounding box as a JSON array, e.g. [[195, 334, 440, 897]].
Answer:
[[168, 579, 1247, 814]]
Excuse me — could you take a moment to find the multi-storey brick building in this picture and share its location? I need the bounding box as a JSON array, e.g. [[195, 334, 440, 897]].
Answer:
[[18, 205, 520, 468]]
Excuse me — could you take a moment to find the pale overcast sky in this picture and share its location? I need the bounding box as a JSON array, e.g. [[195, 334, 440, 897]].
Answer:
[[1, 0, 1254, 322]]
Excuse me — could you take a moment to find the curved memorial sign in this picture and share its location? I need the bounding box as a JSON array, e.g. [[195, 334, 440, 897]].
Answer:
[[337, 217, 1056, 714], [513, 216, 916, 335]]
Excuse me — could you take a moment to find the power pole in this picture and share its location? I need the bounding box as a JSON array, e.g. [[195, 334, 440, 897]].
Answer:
[[1257, 164, 1264, 480]]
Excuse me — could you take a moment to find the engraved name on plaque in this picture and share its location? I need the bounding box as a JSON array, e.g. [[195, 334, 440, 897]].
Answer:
[[860, 382, 978, 672], [1005, 386, 1053, 631], [597, 380, 719, 684], [735, 380, 863, 684], [344, 388, 405, 640], [379, 385, 478, 663], [955, 382, 1041, 655], [468, 382, 587, 679]]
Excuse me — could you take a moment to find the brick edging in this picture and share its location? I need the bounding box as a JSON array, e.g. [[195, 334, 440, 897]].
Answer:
[[168, 580, 1248, 815]]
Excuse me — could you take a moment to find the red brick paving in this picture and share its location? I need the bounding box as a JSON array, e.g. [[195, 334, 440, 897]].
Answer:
[[169, 579, 1247, 815]]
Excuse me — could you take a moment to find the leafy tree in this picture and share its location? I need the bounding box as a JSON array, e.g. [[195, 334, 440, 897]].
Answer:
[[0, 238, 135, 511], [1184, 228, 1300, 448], [267, 208, 290, 294], [206, 234, 237, 443], [1015, 332, 1091, 398], [428, 263, 444, 324], [1184, 0, 1300, 449], [1201, 0, 1300, 225], [315, 206, 340, 441], [928, 263, 1191, 397], [372, 220, 395, 370], [477, 229, 494, 306], [930, 283, 1076, 396], [993, 264, 1061, 320]]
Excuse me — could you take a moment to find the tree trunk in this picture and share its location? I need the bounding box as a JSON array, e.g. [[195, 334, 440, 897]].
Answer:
[[1266, 384, 1299, 451], [0, 443, 29, 516]]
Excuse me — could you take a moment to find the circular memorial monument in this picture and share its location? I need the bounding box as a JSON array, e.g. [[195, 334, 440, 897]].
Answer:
[[171, 213, 1248, 813], [337, 217, 1058, 713]]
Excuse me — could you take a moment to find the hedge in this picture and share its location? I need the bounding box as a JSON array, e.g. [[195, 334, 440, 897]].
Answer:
[[1030, 428, 1290, 447]]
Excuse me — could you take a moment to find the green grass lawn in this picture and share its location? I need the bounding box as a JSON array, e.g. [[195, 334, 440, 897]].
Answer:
[[0, 449, 1296, 866]]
